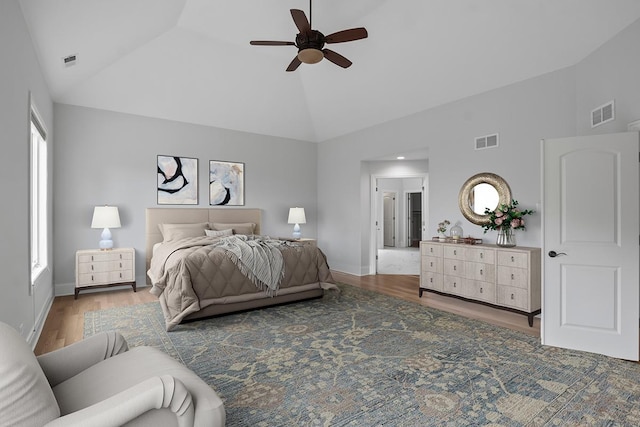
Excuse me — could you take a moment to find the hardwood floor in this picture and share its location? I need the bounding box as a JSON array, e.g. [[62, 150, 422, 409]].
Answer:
[[35, 271, 540, 355]]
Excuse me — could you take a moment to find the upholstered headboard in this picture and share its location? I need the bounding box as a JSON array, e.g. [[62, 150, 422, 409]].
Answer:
[[145, 207, 262, 280]]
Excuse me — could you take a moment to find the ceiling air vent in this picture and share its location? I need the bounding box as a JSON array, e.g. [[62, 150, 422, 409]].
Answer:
[[62, 54, 78, 67], [591, 100, 615, 128], [475, 133, 499, 150]]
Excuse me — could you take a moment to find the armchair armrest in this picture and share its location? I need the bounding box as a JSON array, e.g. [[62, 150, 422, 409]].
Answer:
[[37, 332, 128, 387], [44, 375, 194, 427]]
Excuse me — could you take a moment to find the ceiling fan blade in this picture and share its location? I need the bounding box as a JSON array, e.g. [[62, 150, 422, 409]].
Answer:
[[250, 40, 296, 46], [322, 49, 352, 68], [286, 56, 302, 72], [291, 9, 311, 35], [325, 27, 368, 44]]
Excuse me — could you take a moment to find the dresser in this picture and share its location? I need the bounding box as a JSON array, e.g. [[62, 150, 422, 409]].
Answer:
[[75, 248, 136, 299], [420, 241, 541, 326]]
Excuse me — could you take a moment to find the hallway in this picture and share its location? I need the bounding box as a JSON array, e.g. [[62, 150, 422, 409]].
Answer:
[[377, 247, 420, 275]]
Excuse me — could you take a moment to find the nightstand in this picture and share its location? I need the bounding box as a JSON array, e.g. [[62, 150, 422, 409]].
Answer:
[[75, 248, 136, 299]]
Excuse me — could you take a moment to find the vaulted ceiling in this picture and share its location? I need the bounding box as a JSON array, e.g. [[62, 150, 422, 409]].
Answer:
[[19, 0, 640, 142]]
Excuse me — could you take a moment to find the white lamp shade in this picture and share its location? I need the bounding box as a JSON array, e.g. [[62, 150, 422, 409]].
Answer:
[[287, 207, 306, 225], [91, 206, 121, 229]]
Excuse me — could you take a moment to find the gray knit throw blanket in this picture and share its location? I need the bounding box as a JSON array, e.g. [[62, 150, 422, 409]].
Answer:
[[211, 235, 285, 295]]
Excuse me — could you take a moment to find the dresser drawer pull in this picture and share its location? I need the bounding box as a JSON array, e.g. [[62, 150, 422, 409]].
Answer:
[[119, 262, 122, 268], [511, 256, 515, 262], [91, 265, 94, 271], [430, 248, 433, 253], [91, 255, 94, 261], [430, 262, 433, 267], [480, 269, 483, 276], [91, 275, 94, 281], [453, 249, 457, 256], [453, 265, 457, 271], [511, 273, 515, 280], [119, 273, 122, 279], [453, 282, 457, 287], [511, 293, 515, 300], [480, 252, 483, 259], [430, 278, 433, 283], [480, 287, 483, 293], [120, 254, 123, 259]]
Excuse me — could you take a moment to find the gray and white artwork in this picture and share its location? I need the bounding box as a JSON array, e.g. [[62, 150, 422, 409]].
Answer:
[[157, 155, 198, 205], [209, 160, 244, 206]]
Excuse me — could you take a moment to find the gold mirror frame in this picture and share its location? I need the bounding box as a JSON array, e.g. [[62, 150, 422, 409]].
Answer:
[[458, 172, 512, 225]]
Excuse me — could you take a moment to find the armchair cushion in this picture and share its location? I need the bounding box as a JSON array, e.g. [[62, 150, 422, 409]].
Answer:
[[37, 331, 128, 387], [52, 346, 225, 427], [0, 322, 60, 426]]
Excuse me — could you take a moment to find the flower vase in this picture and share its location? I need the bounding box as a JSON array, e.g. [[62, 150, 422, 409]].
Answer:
[[496, 228, 516, 247], [438, 232, 446, 242]]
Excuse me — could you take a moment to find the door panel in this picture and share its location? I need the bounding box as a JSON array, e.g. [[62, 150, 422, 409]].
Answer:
[[542, 132, 639, 360]]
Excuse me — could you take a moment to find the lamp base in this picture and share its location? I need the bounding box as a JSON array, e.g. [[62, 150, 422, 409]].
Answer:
[[99, 228, 114, 250], [292, 223, 301, 240]]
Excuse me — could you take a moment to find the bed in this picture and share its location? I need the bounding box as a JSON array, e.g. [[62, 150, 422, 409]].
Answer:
[[145, 208, 335, 330]]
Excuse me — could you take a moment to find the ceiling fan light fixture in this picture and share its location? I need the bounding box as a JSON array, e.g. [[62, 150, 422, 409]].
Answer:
[[298, 48, 323, 64]]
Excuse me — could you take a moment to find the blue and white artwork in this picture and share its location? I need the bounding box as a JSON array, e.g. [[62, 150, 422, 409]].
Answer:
[[157, 155, 198, 205], [209, 160, 244, 206]]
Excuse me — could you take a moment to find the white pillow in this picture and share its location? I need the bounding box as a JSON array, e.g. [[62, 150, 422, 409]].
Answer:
[[205, 229, 233, 238], [159, 223, 209, 242]]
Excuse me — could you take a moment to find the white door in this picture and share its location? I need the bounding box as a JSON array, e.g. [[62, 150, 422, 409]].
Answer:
[[383, 192, 396, 247], [542, 132, 639, 360]]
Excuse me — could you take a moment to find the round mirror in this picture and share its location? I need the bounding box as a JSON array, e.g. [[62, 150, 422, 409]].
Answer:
[[458, 173, 511, 225]]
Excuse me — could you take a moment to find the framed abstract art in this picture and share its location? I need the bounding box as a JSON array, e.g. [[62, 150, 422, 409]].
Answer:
[[157, 155, 198, 205], [209, 160, 244, 205]]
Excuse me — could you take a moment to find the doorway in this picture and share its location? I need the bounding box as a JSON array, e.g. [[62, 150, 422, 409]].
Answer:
[[407, 192, 422, 248], [371, 175, 427, 275]]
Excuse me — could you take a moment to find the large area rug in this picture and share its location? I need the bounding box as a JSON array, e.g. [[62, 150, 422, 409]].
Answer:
[[85, 284, 640, 426]]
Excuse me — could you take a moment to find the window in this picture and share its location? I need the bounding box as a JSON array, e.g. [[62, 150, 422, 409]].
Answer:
[[30, 106, 48, 283]]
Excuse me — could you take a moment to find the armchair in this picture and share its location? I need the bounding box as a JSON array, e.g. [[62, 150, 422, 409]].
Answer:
[[0, 321, 225, 426]]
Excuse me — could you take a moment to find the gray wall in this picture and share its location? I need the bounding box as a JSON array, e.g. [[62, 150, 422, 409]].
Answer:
[[0, 0, 54, 343], [318, 18, 640, 275], [53, 105, 319, 293]]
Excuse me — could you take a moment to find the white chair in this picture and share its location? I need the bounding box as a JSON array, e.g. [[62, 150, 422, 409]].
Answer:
[[0, 321, 225, 426]]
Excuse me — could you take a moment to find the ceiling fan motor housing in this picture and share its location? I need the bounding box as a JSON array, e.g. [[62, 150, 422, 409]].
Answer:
[[295, 30, 325, 64]]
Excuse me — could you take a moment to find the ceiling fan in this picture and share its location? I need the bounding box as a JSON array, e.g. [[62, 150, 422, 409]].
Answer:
[[250, 0, 368, 72]]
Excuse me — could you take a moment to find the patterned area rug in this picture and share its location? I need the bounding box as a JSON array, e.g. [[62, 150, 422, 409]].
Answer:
[[84, 284, 640, 426]]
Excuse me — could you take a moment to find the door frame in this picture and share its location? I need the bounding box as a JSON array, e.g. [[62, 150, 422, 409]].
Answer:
[[369, 174, 428, 275]]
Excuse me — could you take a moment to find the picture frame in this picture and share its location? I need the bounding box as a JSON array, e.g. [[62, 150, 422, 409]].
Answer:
[[157, 155, 198, 205], [209, 160, 244, 206]]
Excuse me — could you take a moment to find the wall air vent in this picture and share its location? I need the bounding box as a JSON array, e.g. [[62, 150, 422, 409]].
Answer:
[[62, 54, 78, 67], [591, 100, 615, 128], [475, 133, 499, 150]]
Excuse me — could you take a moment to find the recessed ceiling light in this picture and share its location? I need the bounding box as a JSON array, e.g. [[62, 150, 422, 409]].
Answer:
[[397, 156, 405, 160]]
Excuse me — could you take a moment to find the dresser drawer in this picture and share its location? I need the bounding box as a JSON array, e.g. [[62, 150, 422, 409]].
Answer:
[[422, 255, 442, 274], [77, 259, 133, 274], [444, 258, 465, 276], [420, 272, 443, 292], [497, 266, 528, 289], [497, 251, 529, 269], [78, 251, 133, 263], [465, 247, 495, 264], [443, 246, 465, 260], [497, 285, 529, 311], [466, 280, 496, 303], [465, 261, 495, 282], [421, 242, 443, 257], [443, 274, 464, 296]]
